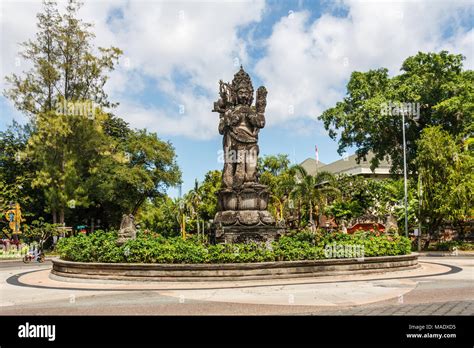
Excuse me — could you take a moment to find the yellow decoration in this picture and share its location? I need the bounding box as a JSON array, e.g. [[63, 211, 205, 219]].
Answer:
[[4, 203, 23, 234]]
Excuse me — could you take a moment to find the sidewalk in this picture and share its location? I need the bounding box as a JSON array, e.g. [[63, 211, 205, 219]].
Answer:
[[0, 257, 55, 263], [418, 251, 474, 257]]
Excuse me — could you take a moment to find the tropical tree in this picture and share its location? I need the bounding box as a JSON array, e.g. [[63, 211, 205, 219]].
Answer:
[[3, 0, 122, 225], [195, 170, 221, 222], [2, 1, 182, 229], [290, 167, 339, 231], [325, 200, 364, 225], [0, 121, 44, 223], [319, 51, 473, 175], [4, 0, 121, 117], [137, 196, 180, 237], [23, 217, 60, 251], [258, 154, 290, 176], [416, 126, 474, 240], [172, 171, 223, 236], [186, 180, 202, 235]]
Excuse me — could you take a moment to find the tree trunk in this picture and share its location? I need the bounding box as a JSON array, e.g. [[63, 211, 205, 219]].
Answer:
[[52, 209, 57, 224], [315, 205, 320, 228], [309, 200, 315, 232], [59, 207, 65, 225], [297, 199, 302, 230], [457, 221, 465, 240]]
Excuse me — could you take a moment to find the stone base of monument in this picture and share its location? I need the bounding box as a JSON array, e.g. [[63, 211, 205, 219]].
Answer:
[[212, 183, 286, 244], [212, 225, 285, 244]]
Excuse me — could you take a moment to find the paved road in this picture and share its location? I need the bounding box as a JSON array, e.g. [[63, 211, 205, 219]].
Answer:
[[0, 257, 472, 315]]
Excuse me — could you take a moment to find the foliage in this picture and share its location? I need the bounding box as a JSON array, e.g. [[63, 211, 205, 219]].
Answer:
[[22, 217, 60, 250], [2, 1, 181, 228], [195, 170, 222, 221], [416, 126, 474, 235], [137, 196, 181, 237], [290, 167, 339, 229], [319, 51, 473, 175], [325, 200, 364, 223], [104, 128, 181, 215], [0, 122, 45, 227], [429, 240, 474, 252], [4, 0, 122, 116], [258, 154, 290, 176], [56, 229, 412, 263], [258, 156, 340, 230], [334, 175, 401, 216]]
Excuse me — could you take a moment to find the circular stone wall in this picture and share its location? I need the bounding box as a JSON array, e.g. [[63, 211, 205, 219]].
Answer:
[[51, 254, 418, 282]]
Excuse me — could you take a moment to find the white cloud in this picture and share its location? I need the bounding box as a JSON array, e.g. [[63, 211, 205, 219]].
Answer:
[[255, 0, 474, 130], [101, 1, 266, 137], [0, 0, 266, 137], [1, 0, 472, 138]]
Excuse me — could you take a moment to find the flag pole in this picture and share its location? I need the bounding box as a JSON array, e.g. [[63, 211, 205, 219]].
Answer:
[[315, 145, 319, 174]]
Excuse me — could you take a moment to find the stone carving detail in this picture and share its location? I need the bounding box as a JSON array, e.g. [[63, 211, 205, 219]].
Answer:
[[235, 233, 265, 244], [117, 214, 137, 245], [212, 67, 284, 243]]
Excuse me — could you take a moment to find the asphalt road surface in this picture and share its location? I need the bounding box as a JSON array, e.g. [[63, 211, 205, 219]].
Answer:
[[0, 256, 472, 315]]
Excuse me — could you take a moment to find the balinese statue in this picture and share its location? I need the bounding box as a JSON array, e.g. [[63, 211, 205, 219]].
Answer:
[[212, 67, 284, 244], [117, 214, 137, 245], [213, 67, 267, 188]]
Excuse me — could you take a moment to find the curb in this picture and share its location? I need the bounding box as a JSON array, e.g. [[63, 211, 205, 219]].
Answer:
[[0, 257, 55, 263], [418, 251, 474, 257], [52, 254, 419, 282]]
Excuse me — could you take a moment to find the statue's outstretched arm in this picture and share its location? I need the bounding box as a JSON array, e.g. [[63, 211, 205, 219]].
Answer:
[[250, 86, 267, 128]]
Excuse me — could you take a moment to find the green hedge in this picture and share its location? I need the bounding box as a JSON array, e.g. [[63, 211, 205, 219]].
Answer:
[[429, 240, 474, 251], [55, 230, 412, 264]]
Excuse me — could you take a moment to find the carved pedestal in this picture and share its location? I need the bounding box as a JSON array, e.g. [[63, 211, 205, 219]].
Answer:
[[212, 183, 285, 243]]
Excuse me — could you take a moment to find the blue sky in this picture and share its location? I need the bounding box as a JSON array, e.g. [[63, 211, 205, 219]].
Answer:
[[1, 0, 473, 197]]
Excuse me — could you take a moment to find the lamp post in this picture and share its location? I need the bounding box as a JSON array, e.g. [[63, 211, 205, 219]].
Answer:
[[402, 112, 409, 238], [418, 172, 422, 251]]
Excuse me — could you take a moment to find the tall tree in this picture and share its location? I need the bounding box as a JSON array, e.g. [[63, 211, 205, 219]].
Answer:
[[26, 109, 114, 224], [290, 166, 339, 231], [258, 154, 290, 176], [91, 126, 181, 230], [195, 170, 222, 222], [0, 122, 46, 234], [319, 51, 473, 174], [3, 1, 182, 230], [3, 0, 121, 225], [416, 126, 474, 240], [4, 0, 121, 116]]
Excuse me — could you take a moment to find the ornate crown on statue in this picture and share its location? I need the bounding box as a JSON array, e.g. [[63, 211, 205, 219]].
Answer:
[[232, 66, 254, 95]]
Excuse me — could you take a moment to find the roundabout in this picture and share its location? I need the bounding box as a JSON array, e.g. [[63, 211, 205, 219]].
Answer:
[[51, 254, 419, 282], [2, 256, 471, 315]]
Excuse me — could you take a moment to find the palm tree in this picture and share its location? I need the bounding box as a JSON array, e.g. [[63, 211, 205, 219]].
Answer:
[[271, 169, 299, 222], [289, 166, 339, 231], [185, 179, 202, 235]]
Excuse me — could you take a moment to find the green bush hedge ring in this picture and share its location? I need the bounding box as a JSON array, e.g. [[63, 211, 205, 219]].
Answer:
[[55, 230, 412, 264]]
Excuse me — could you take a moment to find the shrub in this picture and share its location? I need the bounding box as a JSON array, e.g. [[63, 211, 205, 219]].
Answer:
[[430, 240, 474, 251], [55, 229, 412, 263]]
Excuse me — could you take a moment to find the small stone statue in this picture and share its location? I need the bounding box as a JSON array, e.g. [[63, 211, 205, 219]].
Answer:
[[117, 214, 137, 245]]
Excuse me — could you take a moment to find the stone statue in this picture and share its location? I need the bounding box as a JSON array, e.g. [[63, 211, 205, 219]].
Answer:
[[117, 214, 137, 245], [214, 67, 267, 188], [212, 67, 284, 243]]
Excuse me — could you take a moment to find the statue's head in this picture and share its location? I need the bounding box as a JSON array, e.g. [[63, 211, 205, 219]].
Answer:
[[236, 86, 252, 105], [232, 66, 253, 106]]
